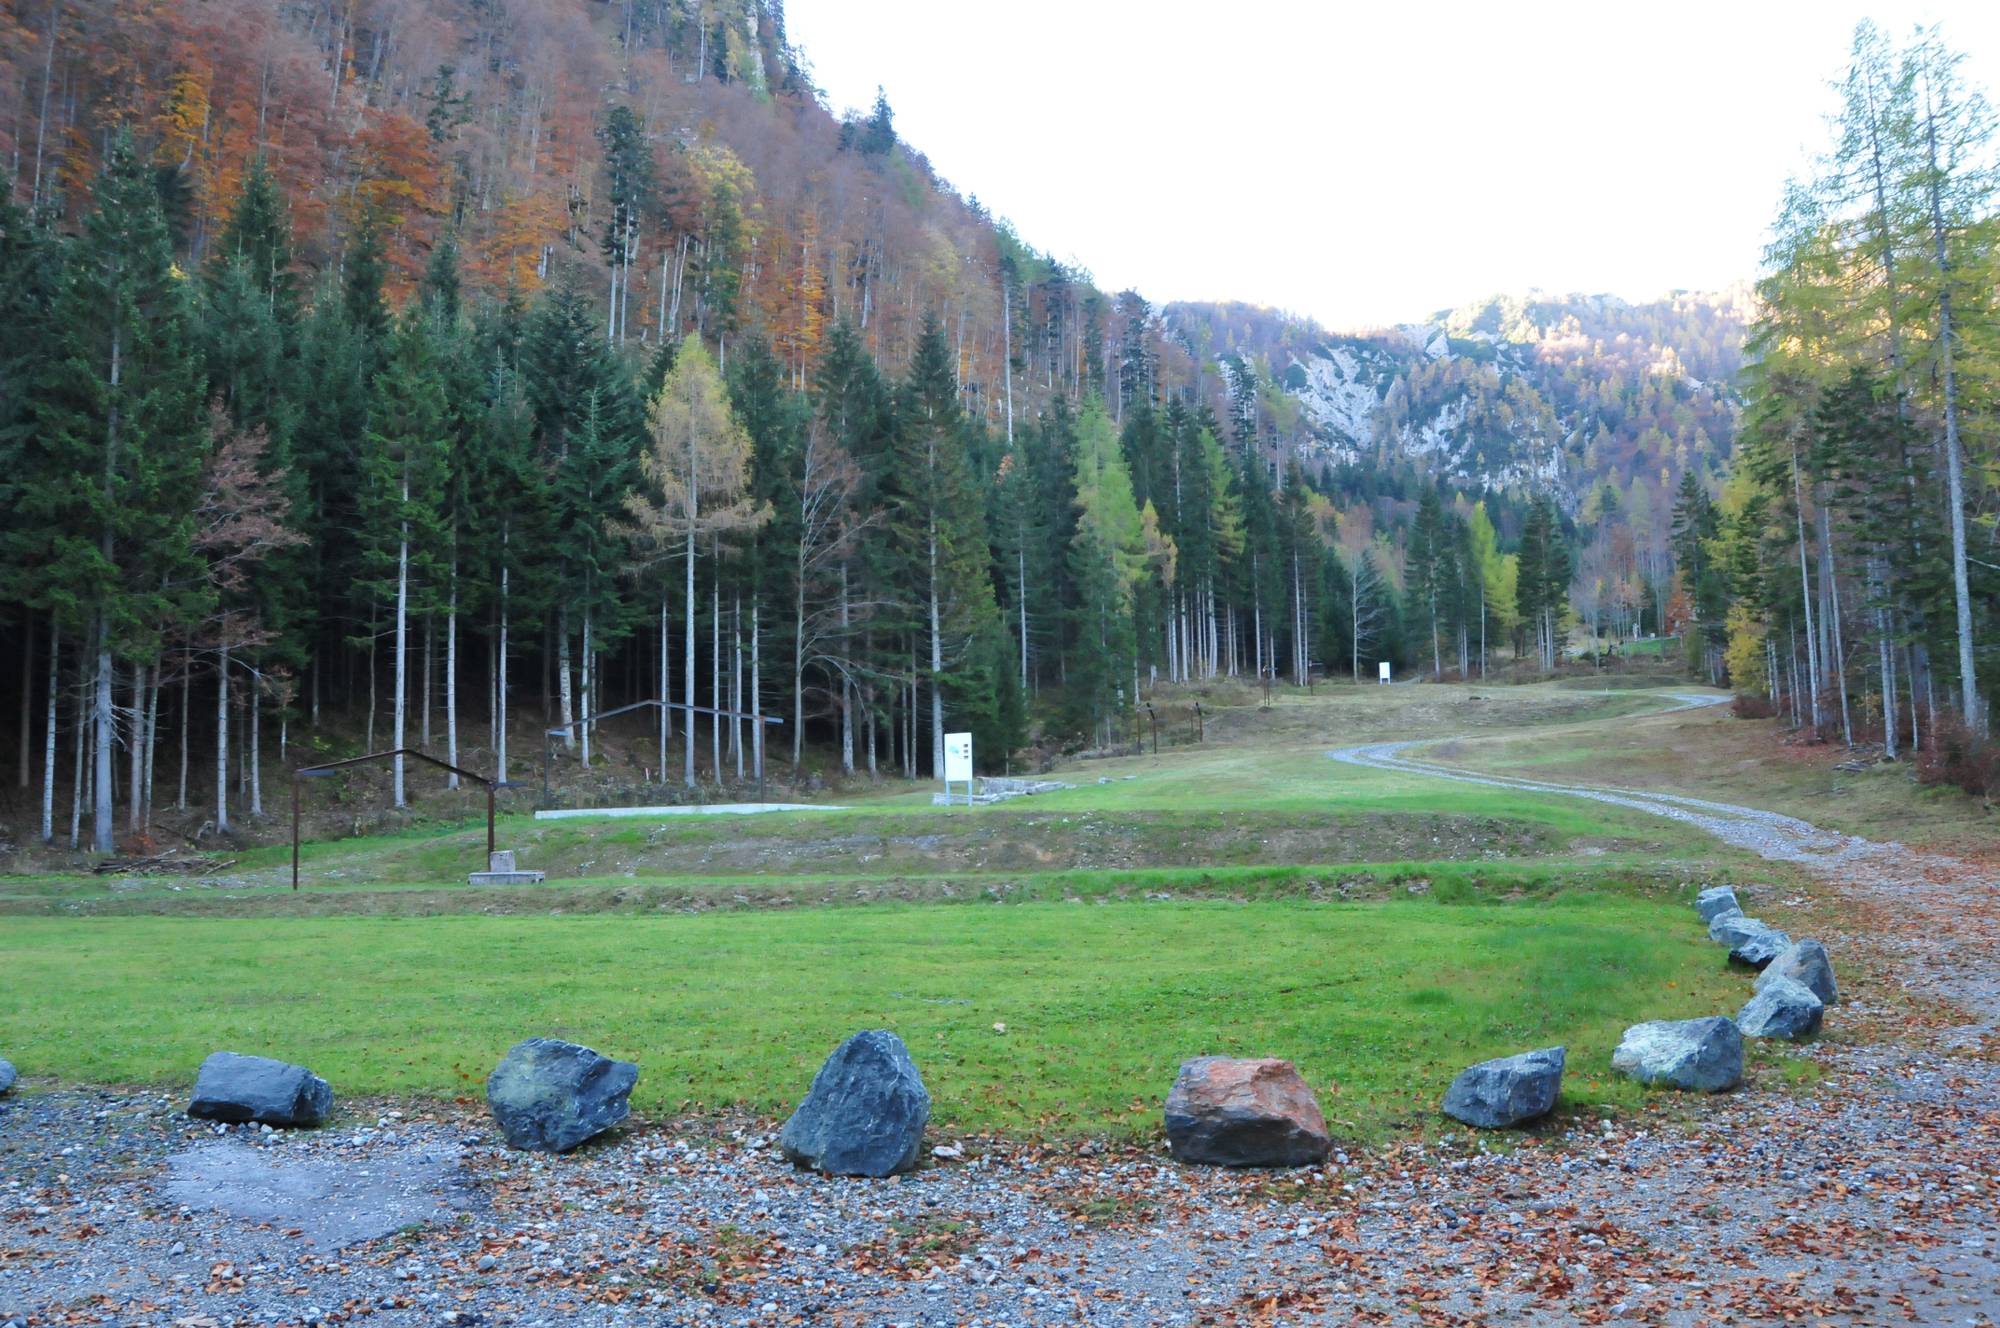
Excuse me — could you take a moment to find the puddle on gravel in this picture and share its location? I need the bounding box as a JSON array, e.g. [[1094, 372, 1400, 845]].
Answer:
[[162, 1140, 472, 1247]]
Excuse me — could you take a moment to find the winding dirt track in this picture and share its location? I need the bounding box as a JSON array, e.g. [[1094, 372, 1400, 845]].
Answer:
[[1331, 693, 2000, 1029]]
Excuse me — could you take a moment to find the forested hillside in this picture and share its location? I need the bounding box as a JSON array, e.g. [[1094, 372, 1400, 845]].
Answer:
[[1684, 22, 2000, 788], [8, 1, 1981, 856]]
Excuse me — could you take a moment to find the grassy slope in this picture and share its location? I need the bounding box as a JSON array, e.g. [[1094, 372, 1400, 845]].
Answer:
[[5, 684, 1730, 903], [0, 683, 1822, 1138], [1424, 693, 1999, 857], [0, 892, 1753, 1138]]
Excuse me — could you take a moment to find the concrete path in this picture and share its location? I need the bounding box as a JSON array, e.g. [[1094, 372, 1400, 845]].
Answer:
[[534, 801, 846, 820]]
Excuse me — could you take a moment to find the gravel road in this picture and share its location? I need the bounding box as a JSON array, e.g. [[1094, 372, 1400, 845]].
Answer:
[[1330, 692, 2000, 1028]]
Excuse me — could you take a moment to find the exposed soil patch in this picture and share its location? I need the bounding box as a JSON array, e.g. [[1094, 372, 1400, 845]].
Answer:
[[614, 810, 1551, 876]]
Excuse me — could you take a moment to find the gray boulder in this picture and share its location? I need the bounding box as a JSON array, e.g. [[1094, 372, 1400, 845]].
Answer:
[[0, 1057, 15, 1095], [1709, 912, 1791, 968], [1706, 910, 1750, 943], [780, 1030, 929, 1177], [1694, 885, 1740, 924], [486, 1038, 638, 1153], [1755, 939, 1838, 1005], [1729, 923, 1793, 970], [1441, 1046, 1564, 1129], [1611, 1017, 1743, 1092], [1163, 1057, 1331, 1167], [187, 1052, 333, 1127], [1707, 911, 1760, 945], [1739, 976, 1824, 1039]]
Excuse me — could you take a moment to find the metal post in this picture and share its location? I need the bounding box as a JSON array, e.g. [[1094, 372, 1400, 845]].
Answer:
[[291, 776, 301, 892], [486, 784, 496, 857]]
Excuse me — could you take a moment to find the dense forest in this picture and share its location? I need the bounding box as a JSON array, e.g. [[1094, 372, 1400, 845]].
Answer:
[[4, 2, 1986, 854], [1683, 21, 2000, 792]]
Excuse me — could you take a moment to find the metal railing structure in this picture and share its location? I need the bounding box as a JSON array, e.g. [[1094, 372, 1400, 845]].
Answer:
[[292, 749, 505, 892], [541, 699, 784, 803]]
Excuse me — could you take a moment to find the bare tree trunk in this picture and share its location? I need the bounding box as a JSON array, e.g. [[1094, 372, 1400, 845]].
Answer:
[[421, 614, 432, 749], [1000, 280, 1016, 446], [928, 527, 945, 780], [683, 528, 697, 787], [177, 663, 189, 811], [142, 669, 158, 822], [1818, 505, 1852, 747], [69, 672, 86, 849], [731, 596, 744, 782], [1791, 451, 1822, 733], [40, 621, 58, 842], [751, 602, 763, 785], [711, 584, 722, 784], [1915, 81, 1983, 732], [579, 607, 593, 769], [248, 674, 263, 817], [126, 665, 144, 832], [792, 566, 807, 770], [392, 508, 409, 807], [215, 643, 231, 834], [556, 603, 575, 750], [446, 563, 459, 787], [672, 588, 680, 780], [497, 538, 510, 783], [840, 568, 854, 776], [17, 614, 32, 788]]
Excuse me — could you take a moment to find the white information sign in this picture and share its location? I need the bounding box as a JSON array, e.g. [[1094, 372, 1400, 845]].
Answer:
[[943, 732, 974, 781], [1377, 661, 1392, 685]]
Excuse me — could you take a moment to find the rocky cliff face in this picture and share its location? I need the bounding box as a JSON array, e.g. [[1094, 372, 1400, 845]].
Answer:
[[1170, 288, 1750, 508]]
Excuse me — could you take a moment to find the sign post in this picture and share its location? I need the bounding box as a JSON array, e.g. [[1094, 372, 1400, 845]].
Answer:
[[942, 732, 974, 806], [1377, 661, 1392, 685]]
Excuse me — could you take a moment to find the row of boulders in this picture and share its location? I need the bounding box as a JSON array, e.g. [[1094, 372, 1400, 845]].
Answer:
[[174, 1040, 647, 1152], [33, 881, 1844, 1174], [1433, 884, 1844, 1128], [166, 1033, 926, 1174], [1699, 883, 1838, 1039], [0, 1056, 15, 1096]]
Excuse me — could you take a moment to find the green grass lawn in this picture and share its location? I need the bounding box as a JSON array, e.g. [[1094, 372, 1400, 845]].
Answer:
[[0, 891, 1757, 1139]]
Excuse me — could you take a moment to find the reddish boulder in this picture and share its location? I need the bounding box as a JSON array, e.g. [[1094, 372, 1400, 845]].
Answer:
[[1163, 1056, 1332, 1167]]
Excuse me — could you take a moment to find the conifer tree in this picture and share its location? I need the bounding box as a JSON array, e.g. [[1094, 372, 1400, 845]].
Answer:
[[1068, 395, 1148, 741], [15, 134, 207, 851], [358, 311, 450, 807], [888, 315, 1002, 775], [809, 321, 898, 771]]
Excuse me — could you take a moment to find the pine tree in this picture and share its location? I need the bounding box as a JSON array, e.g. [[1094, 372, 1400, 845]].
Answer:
[[887, 314, 1002, 776], [1409, 488, 1448, 677], [1068, 395, 1149, 742], [14, 133, 206, 851], [812, 321, 895, 773], [597, 106, 655, 343], [861, 88, 896, 156], [213, 154, 297, 317], [358, 311, 451, 807], [1515, 497, 1573, 672]]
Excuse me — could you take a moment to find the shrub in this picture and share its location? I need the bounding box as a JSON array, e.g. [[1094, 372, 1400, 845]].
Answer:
[[1915, 715, 2000, 799], [1732, 692, 1778, 719]]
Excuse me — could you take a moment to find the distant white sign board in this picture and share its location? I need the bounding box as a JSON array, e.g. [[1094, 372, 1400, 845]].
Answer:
[[1378, 661, 1392, 685], [944, 732, 973, 781], [942, 732, 974, 805]]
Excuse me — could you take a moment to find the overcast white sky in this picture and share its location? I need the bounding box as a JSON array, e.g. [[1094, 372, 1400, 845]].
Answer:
[[787, 1, 2000, 330]]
